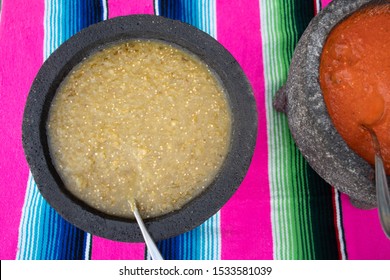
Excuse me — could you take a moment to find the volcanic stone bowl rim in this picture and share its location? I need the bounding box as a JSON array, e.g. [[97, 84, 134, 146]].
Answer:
[[22, 14, 258, 242]]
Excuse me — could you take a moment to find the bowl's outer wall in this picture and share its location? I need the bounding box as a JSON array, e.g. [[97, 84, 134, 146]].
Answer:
[[22, 15, 258, 242], [281, 0, 377, 208]]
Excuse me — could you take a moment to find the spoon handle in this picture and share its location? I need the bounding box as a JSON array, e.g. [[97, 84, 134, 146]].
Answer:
[[132, 206, 164, 260], [375, 155, 390, 239]]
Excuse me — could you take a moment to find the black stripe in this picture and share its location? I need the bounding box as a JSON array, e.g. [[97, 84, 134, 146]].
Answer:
[[306, 164, 341, 259], [288, 0, 341, 260]]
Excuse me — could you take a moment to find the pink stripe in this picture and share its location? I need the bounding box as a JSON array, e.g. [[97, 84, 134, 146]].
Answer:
[[321, 0, 332, 8], [217, 0, 273, 259], [0, 0, 44, 260], [341, 194, 390, 259], [91, 236, 146, 260], [90, 0, 154, 260], [108, 0, 154, 18]]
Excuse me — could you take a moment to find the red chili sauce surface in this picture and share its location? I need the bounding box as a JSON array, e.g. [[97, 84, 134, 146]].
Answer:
[[320, 4, 390, 174]]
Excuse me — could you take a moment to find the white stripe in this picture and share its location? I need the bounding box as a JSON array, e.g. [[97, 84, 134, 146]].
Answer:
[[56, 0, 62, 52], [204, 212, 221, 260], [208, 215, 213, 260], [260, 0, 281, 259], [50, 0, 57, 57], [216, 211, 221, 259], [334, 190, 347, 260], [154, 0, 160, 16], [101, 0, 108, 20], [17, 173, 34, 259], [202, 0, 205, 34], [33, 183, 46, 260], [201, 216, 207, 259], [84, 233, 92, 260], [203, 214, 208, 259], [146, 252, 152, 260], [0, 0, 3, 23], [49, 0, 54, 57], [21, 174, 35, 259], [43, 0, 48, 59], [211, 0, 217, 39], [46, 0, 52, 58], [27, 179, 39, 259], [208, 212, 219, 260], [316, 0, 322, 14], [201, 0, 205, 34], [24, 179, 38, 259], [25, 177, 40, 259]]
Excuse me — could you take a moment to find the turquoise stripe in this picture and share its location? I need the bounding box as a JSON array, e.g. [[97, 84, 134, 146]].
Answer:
[[47, 207, 55, 259], [42, 202, 51, 259], [29, 181, 40, 259], [17, 0, 107, 260], [35, 188, 45, 259], [17, 174, 32, 259]]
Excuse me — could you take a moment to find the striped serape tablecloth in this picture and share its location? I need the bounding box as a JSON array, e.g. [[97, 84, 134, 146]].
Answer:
[[1, 0, 389, 260]]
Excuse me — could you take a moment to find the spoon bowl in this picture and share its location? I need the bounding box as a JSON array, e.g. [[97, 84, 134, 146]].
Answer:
[[365, 126, 390, 239]]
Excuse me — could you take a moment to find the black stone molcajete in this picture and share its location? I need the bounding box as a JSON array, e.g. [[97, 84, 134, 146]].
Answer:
[[274, 0, 385, 209], [22, 15, 257, 242]]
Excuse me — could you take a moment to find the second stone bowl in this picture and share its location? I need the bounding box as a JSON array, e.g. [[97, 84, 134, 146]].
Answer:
[[274, 0, 385, 209]]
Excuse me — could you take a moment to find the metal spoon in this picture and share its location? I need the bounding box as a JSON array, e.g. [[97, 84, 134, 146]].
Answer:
[[374, 153, 390, 238], [129, 200, 164, 260], [364, 126, 390, 238]]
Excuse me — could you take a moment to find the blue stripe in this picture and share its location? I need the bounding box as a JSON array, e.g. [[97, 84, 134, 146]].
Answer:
[[155, 214, 221, 260], [17, 0, 108, 260], [153, 0, 220, 260], [156, 0, 216, 37]]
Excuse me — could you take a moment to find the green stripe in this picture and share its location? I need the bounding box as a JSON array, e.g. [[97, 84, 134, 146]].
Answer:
[[262, 0, 341, 259], [261, 0, 316, 259]]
